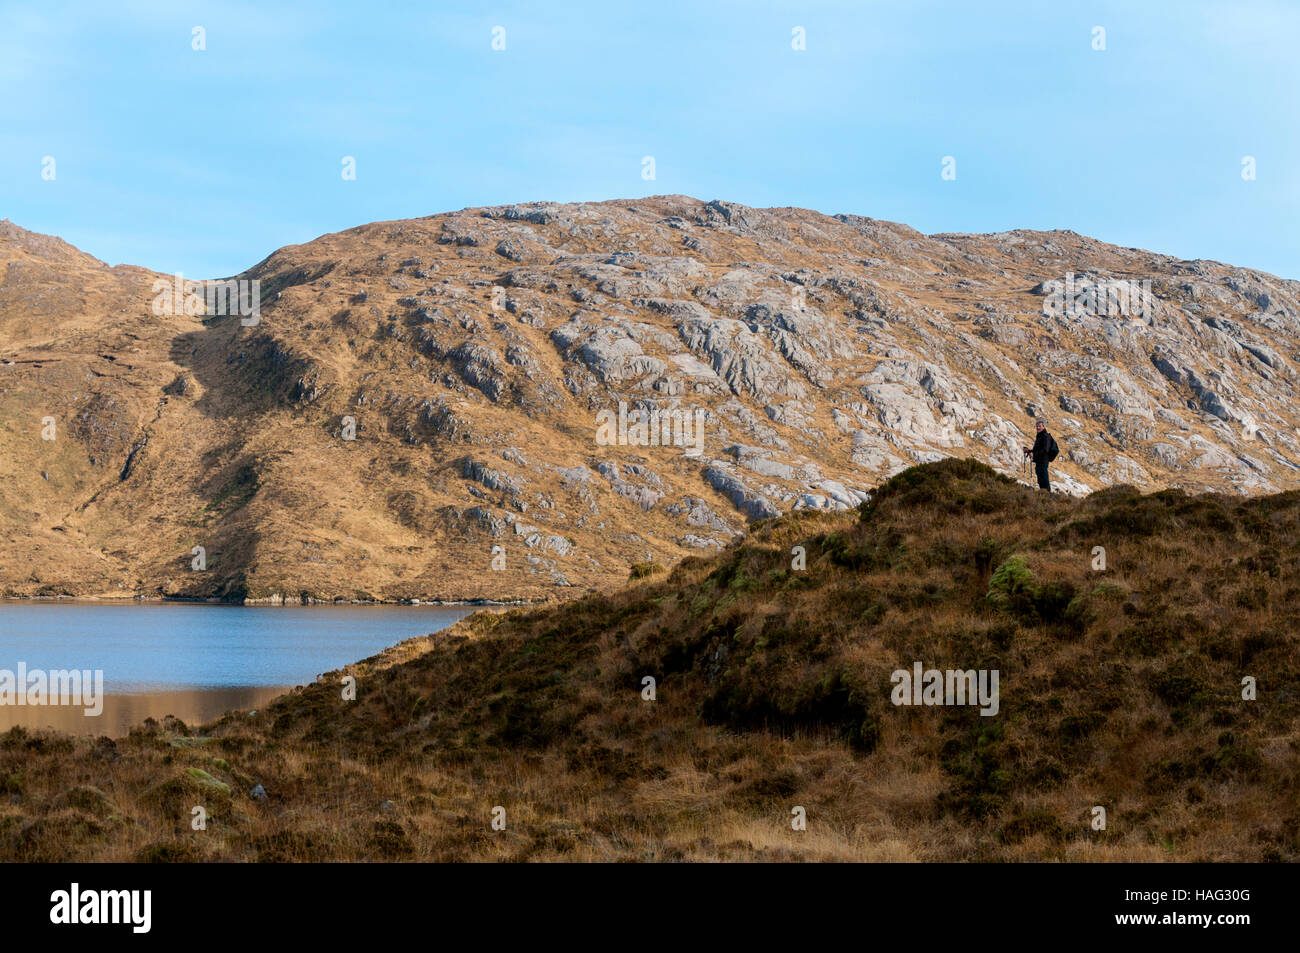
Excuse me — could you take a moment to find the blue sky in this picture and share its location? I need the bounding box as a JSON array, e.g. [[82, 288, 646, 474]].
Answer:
[[2, 0, 1297, 279]]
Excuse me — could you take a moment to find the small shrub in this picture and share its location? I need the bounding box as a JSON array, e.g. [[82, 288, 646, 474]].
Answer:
[[1000, 808, 1066, 844], [629, 562, 664, 580], [986, 555, 1034, 611]]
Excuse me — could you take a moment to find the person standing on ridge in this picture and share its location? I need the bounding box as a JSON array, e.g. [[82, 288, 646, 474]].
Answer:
[[1024, 419, 1059, 491]]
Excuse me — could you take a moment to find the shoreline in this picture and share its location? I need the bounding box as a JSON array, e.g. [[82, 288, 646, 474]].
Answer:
[[0, 594, 544, 608]]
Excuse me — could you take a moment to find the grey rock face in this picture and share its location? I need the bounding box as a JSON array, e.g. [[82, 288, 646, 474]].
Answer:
[[680, 534, 724, 548], [464, 460, 524, 495], [725, 444, 797, 480], [447, 341, 508, 401], [597, 461, 662, 510], [1151, 347, 1241, 424], [664, 496, 738, 535], [333, 199, 1300, 530], [702, 466, 780, 520], [677, 316, 808, 400]]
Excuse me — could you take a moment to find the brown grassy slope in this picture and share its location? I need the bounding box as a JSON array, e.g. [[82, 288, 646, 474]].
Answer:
[[2, 459, 1297, 861], [0, 220, 212, 598]]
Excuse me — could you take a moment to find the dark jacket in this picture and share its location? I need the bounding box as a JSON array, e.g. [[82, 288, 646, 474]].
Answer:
[[1030, 430, 1053, 464]]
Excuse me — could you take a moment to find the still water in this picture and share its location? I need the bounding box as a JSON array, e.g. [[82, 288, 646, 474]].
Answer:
[[0, 602, 474, 736]]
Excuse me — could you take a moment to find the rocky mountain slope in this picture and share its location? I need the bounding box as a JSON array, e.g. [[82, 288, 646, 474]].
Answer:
[[3, 198, 1299, 601], [4, 461, 1296, 861]]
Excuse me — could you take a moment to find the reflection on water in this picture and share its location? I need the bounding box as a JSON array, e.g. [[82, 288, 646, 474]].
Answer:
[[0, 684, 293, 737], [0, 601, 475, 737]]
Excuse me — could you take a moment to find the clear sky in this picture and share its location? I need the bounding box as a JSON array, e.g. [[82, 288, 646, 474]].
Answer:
[[2, 0, 1297, 279]]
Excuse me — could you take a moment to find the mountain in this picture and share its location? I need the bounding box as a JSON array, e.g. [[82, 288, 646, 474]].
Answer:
[[3, 198, 1300, 602], [4, 461, 1296, 861]]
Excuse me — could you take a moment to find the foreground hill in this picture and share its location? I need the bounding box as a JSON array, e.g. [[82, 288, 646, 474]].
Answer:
[[3, 461, 1296, 861], [3, 199, 1300, 601]]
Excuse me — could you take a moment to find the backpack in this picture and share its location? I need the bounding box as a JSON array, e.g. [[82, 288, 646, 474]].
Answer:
[[1047, 435, 1060, 462]]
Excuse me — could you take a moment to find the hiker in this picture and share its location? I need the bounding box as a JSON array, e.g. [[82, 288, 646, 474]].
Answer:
[[1023, 419, 1059, 491]]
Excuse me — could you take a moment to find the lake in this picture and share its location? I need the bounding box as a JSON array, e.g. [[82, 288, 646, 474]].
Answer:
[[0, 602, 475, 736]]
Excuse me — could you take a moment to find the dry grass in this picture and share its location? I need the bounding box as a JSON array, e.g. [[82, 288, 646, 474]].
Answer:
[[2, 459, 1297, 861]]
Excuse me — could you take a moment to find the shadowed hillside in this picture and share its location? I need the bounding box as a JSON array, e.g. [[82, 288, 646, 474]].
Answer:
[[3, 460, 1296, 861]]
